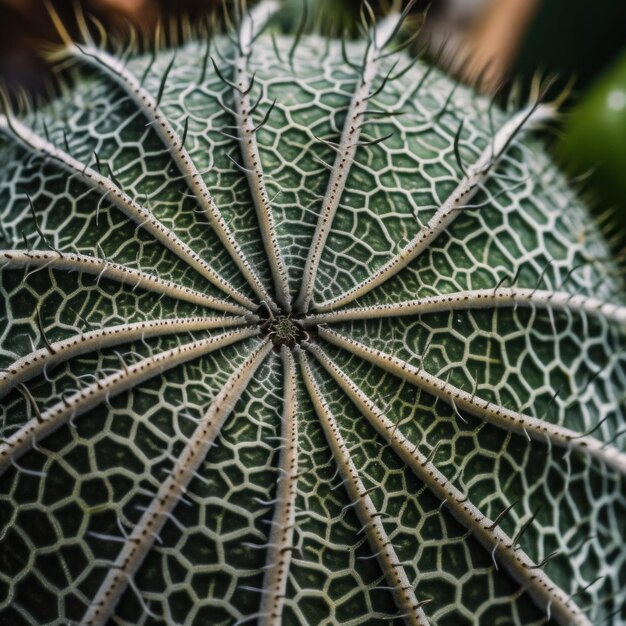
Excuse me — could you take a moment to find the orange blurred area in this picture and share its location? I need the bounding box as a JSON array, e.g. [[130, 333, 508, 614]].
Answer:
[[1, 0, 623, 103], [0, 0, 543, 99], [0, 0, 220, 97], [0, 0, 529, 98]]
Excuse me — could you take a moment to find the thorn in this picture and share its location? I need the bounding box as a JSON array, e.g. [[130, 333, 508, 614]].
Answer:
[[225, 151, 252, 173], [35, 306, 56, 355], [87, 14, 108, 51], [106, 163, 123, 190], [27, 194, 61, 254], [362, 0, 376, 35], [340, 34, 360, 72], [215, 94, 237, 117], [248, 89, 264, 116], [252, 98, 276, 132], [541, 387, 561, 421], [512, 506, 541, 548], [42, 119, 51, 143], [531, 259, 554, 294], [180, 116, 189, 149], [10, 455, 47, 477], [156, 52, 177, 107], [288, 0, 308, 69], [270, 31, 283, 63], [311, 153, 333, 171], [358, 131, 394, 147], [572, 414, 611, 441], [198, 33, 212, 85], [487, 500, 518, 531], [389, 56, 419, 82], [93, 150, 102, 173], [494, 99, 550, 171], [140, 48, 157, 86], [379, 20, 423, 59], [382, 0, 418, 51], [17, 383, 44, 423], [358, 0, 373, 37], [210, 56, 240, 92], [529, 549, 561, 569], [453, 118, 467, 178], [422, 441, 439, 466], [365, 60, 399, 101], [62, 129, 71, 154], [242, 71, 257, 96], [556, 263, 583, 290]]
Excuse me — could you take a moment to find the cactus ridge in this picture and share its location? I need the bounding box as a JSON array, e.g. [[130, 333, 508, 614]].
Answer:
[[0, 2, 625, 625]]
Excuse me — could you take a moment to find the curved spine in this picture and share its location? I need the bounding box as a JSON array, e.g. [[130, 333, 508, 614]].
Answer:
[[314, 104, 554, 313], [306, 340, 592, 626], [319, 327, 626, 475], [0, 114, 256, 310], [304, 287, 626, 327], [259, 346, 299, 626], [0, 315, 252, 400], [294, 10, 407, 313], [298, 348, 429, 626], [232, 1, 291, 310], [0, 249, 248, 314], [57, 42, 276, 309], [0, 327, 259, 477], [81, 338, 272, 626]]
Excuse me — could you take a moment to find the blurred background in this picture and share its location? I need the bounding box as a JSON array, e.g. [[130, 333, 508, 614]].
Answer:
[[0, 0, 624, 262]]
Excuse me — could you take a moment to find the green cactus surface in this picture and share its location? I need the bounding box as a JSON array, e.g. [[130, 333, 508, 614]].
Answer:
[[0, 3, 625, 625]]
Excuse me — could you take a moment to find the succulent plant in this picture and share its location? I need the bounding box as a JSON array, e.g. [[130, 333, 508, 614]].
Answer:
[[1, 2, 625, 625]]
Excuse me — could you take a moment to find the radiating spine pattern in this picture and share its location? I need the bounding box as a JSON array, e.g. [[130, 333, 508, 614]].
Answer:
[[0, 2, 625, 625]]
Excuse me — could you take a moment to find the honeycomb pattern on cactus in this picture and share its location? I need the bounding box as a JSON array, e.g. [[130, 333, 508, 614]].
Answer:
[[0, 3, 625, 625]]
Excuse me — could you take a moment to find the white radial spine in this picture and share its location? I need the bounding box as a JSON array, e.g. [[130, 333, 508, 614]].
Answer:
[[307, 340, 592, 626], [81, 338, 272, 626], [0, 315, 252, 400], [0, 327, 259, 477], [259, 345, 298, 626], [297, 348, 429, 626], [315, 104, 554, 313], [0, 115, 256, 310], [305, 287, 626, 326], [294, 11, 405, 313], [233, 1, 291, 311], [0, 250, 248, 314], [60, 43, 276, 308], [319, 327, 626, 475]]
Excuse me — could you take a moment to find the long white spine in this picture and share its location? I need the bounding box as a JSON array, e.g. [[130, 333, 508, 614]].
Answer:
[[0, 250, 247, 314], [259, 346, 299, 626], [0, 315, 251, 400], [315, 105, 554, 313], [233, 1, 291, 310], [307, 340, 592, 626], [298, 349, 429, 626], [0, 328, 259, 477], [319, 327, 626, 475], [81, 339, 272, 626], [0, 115, 256, 310], [305, 287, 626, 326], [295, 11, 405, 313], [61, 44, 276, 308]]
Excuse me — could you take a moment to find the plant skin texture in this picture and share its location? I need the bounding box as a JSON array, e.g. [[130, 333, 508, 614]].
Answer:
[[0, 2, 625, 625]]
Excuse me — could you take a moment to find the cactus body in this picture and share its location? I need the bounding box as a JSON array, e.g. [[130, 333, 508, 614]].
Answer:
[[0, 6, 625, 625]]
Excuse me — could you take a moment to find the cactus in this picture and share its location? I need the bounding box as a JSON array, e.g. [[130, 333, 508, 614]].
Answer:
[[0, 2, 625, 625]]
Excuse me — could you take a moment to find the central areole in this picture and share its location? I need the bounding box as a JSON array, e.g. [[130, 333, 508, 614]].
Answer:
[[261, 309, 308, 348]]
